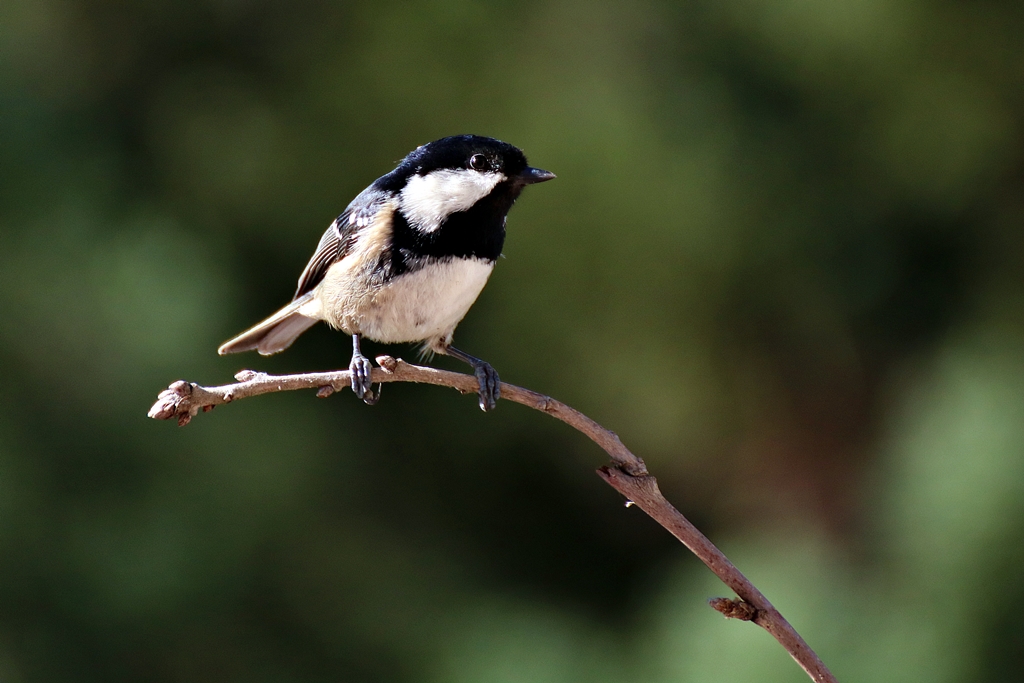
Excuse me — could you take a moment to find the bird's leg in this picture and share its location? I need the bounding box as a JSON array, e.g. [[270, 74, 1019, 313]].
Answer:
[[349, 334, 379, 405], [443, 345, 500, 412]]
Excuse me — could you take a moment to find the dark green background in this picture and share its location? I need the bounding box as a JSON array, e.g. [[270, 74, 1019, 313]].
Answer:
[[3, 1, 1024, 681]]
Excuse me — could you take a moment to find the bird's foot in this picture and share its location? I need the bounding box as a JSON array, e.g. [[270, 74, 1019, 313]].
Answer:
[[443, 345, 501, 412], [349, 354, 379, 405], [473, 361, 500, 412]]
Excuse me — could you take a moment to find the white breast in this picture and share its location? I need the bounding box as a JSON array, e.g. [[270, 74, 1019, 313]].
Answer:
[[318, 256, 495, 346], [399, 169, 505, 233]]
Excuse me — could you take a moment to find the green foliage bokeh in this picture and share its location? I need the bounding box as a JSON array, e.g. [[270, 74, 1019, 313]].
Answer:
[[2, 0, 1024, 681]]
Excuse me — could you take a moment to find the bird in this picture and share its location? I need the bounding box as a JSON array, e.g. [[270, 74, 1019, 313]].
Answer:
[[217, 134, 555, 411]]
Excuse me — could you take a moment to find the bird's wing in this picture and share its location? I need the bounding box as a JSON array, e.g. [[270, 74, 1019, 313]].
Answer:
[[292, 192, 384, 300]]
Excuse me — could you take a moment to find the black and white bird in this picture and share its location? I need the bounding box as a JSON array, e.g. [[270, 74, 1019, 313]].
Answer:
[[218, 135, 555, 411]]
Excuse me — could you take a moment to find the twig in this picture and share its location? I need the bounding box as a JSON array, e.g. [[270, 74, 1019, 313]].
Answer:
[[148, 356, 838, 683]]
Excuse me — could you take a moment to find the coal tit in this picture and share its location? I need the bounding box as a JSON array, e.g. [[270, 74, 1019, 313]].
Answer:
[[218, 134, 555, 411]]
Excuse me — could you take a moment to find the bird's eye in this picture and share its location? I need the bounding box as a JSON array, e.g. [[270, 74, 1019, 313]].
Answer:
[[469, 154, 488, 171]]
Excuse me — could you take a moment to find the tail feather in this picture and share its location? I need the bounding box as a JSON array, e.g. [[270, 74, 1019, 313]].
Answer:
[[218, 294, 322, 356]]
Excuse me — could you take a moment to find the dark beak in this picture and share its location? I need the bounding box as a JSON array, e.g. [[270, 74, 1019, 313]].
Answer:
[[520, 167, 556, 184]]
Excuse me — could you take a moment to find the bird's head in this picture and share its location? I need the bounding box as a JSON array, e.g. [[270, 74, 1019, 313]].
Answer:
[[384, 135, 555, 235]]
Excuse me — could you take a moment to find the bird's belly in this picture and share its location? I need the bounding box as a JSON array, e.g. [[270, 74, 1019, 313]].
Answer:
[[321, 257, 494, 343]]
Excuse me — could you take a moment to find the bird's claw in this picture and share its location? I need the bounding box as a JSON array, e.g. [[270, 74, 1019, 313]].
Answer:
[[350, 354, 378, 405], [474, 362, 500, 412]]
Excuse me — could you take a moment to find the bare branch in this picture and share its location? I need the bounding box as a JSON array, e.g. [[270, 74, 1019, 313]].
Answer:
[[148, 356, 838, 683], [597, 467, 836, 682]]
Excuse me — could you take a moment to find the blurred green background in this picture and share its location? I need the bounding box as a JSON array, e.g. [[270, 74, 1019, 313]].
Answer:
[[2, 0, 1024, 681]]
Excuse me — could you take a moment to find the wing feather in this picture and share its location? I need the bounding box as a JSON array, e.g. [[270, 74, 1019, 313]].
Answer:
[[292, 190, 385, 300]]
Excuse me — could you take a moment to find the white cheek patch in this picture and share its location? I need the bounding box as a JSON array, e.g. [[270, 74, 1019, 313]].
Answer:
[[400, 169, 505, 233]]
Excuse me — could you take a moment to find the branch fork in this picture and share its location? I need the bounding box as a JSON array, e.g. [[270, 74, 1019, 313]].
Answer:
[[149, 357, 837, 683]]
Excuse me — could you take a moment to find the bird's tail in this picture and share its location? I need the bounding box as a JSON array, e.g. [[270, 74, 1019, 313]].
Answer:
[[218, 293, 322, 356]]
